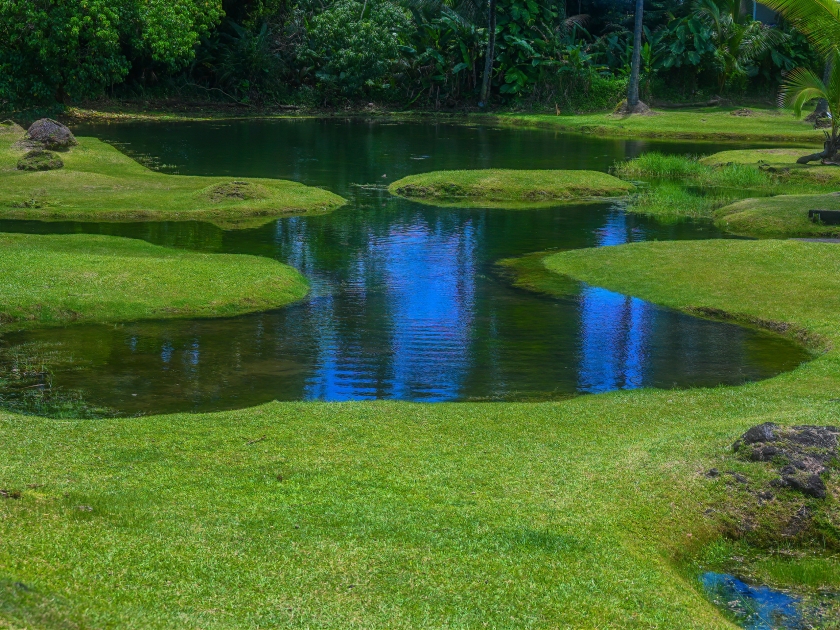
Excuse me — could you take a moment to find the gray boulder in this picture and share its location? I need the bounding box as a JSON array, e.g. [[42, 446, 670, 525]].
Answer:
[[25, 118, 77, 150]]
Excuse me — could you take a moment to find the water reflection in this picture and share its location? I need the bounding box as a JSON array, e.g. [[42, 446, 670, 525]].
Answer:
[[0, 120, 812, 414]]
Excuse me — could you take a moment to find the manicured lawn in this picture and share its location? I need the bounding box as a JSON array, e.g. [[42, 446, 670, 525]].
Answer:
[[0, 233, 309, 330], [388, 169, 633, 207], [0, 131, 345, 228], [493, 106, 826, 143], [2, 239, 840, 628]]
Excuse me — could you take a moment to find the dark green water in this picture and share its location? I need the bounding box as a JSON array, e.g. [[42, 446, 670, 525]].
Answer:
[[0, 119, 809, 414]]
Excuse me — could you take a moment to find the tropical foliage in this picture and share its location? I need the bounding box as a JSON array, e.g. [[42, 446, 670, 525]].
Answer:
[[0, 0, 825, 110]]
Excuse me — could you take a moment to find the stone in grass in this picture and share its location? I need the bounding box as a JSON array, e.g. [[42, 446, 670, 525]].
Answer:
[[733, 422, 838, 499], [17, 149, 64, 172], [25, 118, 78, 150]]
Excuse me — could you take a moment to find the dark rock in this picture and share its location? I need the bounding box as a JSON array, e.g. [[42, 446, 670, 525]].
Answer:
[[25, 118, 77, 150], [17, 149, 63, 171], [705, 468, 720, 478], [789, 425, 839, 449], [742, 422, 779, 445], [750, 445, 780, 461], [783, 474, 827, 499]]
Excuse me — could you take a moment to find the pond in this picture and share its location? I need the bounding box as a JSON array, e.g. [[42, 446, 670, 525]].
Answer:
[[0, 119, 810, 415]]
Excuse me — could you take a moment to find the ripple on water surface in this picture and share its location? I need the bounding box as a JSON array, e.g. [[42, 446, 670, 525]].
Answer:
[[0, 119, 812, 415]]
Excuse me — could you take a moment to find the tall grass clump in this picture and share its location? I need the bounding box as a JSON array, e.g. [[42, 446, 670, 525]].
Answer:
[[615, 153, 772, 189], [624, 183, 741, 221]]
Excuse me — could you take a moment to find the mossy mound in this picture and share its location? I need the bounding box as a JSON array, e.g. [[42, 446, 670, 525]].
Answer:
[[388, 169, 633, 208], [16, 149, 63, 172], [715, 192, 840, 238], [204, 180, 270, 202]]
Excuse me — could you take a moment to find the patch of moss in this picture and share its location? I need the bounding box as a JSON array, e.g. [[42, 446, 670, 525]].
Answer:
[[389, 169, 633, 208], [16, 149, 63, 172]]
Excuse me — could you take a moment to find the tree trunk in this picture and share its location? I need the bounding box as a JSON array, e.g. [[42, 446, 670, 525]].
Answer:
[[808, 60, 831, 120], [479, 0, 497, 108], [626, 0, 644, 108]]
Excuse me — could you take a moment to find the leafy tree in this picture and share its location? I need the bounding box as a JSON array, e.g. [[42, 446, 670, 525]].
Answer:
[[298, 0, 410, 98], [0, 0, 224, 107], [694, 0, 786, 92], [0, 0, 128, 105]]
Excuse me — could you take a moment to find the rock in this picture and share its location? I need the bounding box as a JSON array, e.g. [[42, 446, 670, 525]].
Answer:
[[24, 118, 77, 150], [734, 423, 838, 498], [17, 149, 64, 171], [781, 474, 827, 499], [743, 422, 779, 445], [613, 99, 655, 116]]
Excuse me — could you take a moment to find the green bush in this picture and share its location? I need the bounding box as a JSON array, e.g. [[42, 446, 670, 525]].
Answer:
[[299, 0, 410, 99]]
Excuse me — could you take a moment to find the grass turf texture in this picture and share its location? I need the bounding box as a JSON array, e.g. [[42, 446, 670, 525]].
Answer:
[[0, 132, 345, 228], [2, 241, 840, 627], [388, 168, 633, 207], [0, 233, 308, 330], [493, 106, 827, 142]]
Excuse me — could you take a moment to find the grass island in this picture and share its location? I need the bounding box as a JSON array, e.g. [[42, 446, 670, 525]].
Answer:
[[388, 168, 634, 207], [0, 130, 346, 229], [0, 233, 309, 330]]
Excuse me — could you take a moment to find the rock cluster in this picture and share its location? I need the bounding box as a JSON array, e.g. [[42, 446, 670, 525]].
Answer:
[[733, 423, 838, 499], [24, 118, 77, 150]]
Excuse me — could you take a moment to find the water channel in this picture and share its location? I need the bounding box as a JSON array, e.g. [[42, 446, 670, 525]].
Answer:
[[0, 119, 810, 414]]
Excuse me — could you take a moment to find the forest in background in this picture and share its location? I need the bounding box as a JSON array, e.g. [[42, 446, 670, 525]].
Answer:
[[0, 0, 823, 112]]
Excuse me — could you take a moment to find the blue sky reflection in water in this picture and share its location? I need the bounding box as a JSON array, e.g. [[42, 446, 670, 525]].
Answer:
[[0, 119, 811, 414], [701, 572, 803, 630]]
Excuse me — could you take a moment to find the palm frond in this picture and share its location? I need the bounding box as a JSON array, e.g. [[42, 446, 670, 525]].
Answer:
[[780, 66, 828, 116], [760, 0, 840, 56]]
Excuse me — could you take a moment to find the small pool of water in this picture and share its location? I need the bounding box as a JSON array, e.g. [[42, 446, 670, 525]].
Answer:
[[702, 572, 804, 629], [0, 120, 811, 414]]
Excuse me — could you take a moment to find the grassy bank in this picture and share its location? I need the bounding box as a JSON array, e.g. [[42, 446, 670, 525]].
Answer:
[[0, 132, 345, 228], [2, 240, 840, 627], [494, 106, 826, 143], [614, 150, 840, 234], [0, 233, 308, 330], [389, 169, 633, 207], [60, 104, 826, 143]]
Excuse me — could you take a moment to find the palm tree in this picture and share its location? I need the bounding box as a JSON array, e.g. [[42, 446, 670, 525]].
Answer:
[[626, 0, 646, 111], [758, 0, 840, 162], [479, 0, 497, 107], [780, 49, 840, 163]]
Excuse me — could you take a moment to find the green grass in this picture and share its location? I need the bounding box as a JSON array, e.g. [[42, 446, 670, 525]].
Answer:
[[0, 132, 345, 228], [388, 169, 634, 207], [492, 106, 827, 142], [615, 151, 840, 230], [714, 193, 840, 238], [2, 239, 840, 627], [0, 233, 309, 330]]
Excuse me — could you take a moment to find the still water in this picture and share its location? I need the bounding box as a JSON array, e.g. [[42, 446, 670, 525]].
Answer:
[[0, 119, 809, 414]]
